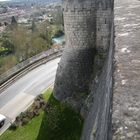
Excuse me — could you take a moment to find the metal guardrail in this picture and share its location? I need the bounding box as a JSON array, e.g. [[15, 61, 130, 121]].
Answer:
[[0, 47, 63, 92]]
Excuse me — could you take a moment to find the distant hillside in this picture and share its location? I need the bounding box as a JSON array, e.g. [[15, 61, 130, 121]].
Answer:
[[0, 0, 62, 4], [11, 0, 62, 4]]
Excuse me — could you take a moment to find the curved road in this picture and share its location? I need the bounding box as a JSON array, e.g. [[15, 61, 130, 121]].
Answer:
[[0, 58, 60, 135]]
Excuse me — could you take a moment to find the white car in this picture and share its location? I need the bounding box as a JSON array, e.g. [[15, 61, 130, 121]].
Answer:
[[0, 114, 6, 128]]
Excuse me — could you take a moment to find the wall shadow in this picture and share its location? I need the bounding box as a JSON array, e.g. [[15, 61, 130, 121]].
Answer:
[[36, 95, 83, 140]]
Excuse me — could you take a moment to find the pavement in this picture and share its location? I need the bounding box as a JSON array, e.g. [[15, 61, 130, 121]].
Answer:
[[113, 0, 140, 139], [0, 58, 60, 135]]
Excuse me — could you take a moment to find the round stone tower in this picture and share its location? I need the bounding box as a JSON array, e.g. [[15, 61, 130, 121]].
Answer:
[[53, 0, 97, 101], [54, 0, 113, 102]]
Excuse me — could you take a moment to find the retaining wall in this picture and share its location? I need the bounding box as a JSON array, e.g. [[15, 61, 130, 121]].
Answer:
[[0, 47, 63, 92]]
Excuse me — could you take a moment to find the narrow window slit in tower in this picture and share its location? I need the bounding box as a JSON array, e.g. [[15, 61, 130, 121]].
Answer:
[[105, 18, 107, 24]]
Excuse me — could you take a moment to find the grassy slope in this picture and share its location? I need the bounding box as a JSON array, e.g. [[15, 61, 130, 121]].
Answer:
[[0, 89, 83, 140], [37, 95, 83, 140], [0, 112, 44, 140]]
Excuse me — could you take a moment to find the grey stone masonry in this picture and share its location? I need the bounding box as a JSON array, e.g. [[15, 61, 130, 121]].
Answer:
[[81, 23, 114, 140], [54, 0, 113, 103], [54, 0, 113, 102], [113, 0, 140, 139]]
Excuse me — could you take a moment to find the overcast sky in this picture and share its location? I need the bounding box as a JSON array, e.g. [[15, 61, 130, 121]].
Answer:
[[0, 0, 11, 1]]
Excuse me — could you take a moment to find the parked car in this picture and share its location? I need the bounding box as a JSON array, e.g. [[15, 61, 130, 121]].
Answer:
[[0, 114, 6, 128]]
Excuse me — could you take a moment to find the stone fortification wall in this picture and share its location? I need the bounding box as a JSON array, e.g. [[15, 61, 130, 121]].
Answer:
[[80, 1, 114, 139], [54, 0, 97, 101], [81, 23, 114, 140], [96, 0, 114, 52], [54, 0, 114, 104], [54, 0, 114, 139]]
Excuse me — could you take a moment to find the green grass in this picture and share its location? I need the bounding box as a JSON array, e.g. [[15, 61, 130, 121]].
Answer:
[[0, 89, 83, 140], [0, 112, 44, 140], [37, 95, 83, 140], [0, 55, 18, 74], [0, 46, 8, 52], [42, 88, 52, 101]]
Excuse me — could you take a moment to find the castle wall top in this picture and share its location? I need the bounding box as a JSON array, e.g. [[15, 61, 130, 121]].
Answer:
[[63, 0, 113, 11]]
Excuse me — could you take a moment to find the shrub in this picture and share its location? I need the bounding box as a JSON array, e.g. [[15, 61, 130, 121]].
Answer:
[[10, 94, 47, 130], [9, 123, 18, 131]]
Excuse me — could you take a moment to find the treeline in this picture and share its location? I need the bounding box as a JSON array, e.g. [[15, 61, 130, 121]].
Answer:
[[0, 16, 63, 74]]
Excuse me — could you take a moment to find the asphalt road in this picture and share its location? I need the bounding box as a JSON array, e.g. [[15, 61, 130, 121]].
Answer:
[[0, 58, 60, 135]]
